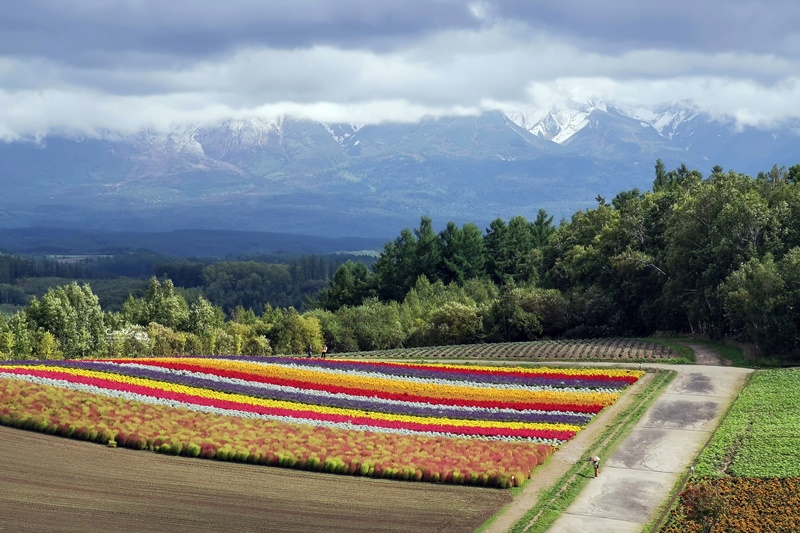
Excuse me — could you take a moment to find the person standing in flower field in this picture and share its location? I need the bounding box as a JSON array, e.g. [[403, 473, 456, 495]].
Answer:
[[307, 344, 313, 358], [321, 343, 328, 359]]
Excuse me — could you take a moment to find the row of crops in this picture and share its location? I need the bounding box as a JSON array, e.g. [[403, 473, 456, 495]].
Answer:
[[335, 338, 678, 360], [661, 368, 800, 532], [0, 356, 644, 488]]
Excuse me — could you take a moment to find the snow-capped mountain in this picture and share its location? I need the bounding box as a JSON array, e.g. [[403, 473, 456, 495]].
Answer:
[[0, 103, 798, 238], [503, 99, 603, 144], [505, 99, 709, 144]]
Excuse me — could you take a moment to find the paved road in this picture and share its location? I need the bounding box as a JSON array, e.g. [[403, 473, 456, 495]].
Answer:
[[546, 363, 752, 533]]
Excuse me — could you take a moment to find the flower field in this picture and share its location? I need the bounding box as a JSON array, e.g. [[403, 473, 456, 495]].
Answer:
[[0, 357, 643, 488], [661, 369, 800, 532]]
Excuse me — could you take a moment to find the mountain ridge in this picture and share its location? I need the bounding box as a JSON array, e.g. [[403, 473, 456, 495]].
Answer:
[[1, 102, 798, 238]]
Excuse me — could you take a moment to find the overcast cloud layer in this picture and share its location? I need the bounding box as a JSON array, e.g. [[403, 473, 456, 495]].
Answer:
[[1, 0, 799, 139]]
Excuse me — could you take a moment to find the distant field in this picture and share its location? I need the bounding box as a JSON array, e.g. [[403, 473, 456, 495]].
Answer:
[[0, 227, 387, 257], [334, 338, 681, 362]]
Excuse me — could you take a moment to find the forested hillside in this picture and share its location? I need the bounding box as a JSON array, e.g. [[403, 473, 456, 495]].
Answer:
[[1, 161, 798, 361], [0, 253, 364, 315], [315, 161, 799, 358]]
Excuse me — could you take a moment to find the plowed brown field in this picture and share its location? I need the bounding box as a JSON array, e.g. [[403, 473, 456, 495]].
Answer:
[[0, 426, 510, 533]]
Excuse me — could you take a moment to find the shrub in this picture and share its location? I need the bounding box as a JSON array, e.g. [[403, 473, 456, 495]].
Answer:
[[681, 481, 727, 533], [185, 443, 201, 458]]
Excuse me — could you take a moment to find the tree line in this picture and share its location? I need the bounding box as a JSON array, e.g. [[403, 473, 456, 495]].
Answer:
[[315, 161, 800, 359], [0, 252, 366, 313], [1, 161, 799, 361]]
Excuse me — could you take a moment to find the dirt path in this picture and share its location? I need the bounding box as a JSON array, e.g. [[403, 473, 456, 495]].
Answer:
[[686, 343, 729, 366], [0, 426, 509, 533]]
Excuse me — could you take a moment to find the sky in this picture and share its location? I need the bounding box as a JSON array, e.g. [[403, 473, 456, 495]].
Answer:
[[1, 0, 799, 139]]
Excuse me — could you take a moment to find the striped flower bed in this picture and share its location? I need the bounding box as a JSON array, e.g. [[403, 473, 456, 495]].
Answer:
[[0, 357, 643, 487]]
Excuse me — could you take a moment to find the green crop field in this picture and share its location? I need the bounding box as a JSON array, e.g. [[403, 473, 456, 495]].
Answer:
[[661, 368, 800, 533]]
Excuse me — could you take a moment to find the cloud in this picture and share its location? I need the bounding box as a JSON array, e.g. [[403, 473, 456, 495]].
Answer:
[[0, 0, 799, 137]]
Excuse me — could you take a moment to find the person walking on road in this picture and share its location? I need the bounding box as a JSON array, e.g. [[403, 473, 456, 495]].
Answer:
[[307, 344, 313, 358], [590, 456, 600, 478], [321, 344, 328, 359]]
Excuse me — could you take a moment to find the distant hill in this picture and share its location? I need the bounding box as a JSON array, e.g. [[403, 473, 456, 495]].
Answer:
[[1, 102, 798, 238], [0, 228, 387, 258]]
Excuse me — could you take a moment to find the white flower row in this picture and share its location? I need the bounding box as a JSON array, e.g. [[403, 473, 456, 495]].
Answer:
[[2, 372, 567, 447]]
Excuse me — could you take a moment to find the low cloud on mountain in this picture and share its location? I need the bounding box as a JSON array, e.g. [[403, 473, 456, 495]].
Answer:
[[0, 1, 799, 139]]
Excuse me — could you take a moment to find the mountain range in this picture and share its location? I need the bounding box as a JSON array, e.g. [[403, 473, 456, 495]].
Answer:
[[1, 101, 798, 239]]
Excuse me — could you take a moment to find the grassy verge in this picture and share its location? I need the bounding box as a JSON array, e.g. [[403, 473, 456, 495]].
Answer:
[[492, 369, 676, 533], [646, 337, 695, 363]]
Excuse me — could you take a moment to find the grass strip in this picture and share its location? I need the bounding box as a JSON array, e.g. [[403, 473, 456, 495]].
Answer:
[[500, 369, 676, 533]]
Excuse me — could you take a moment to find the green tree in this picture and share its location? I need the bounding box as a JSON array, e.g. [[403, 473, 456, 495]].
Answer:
[[413, 216, 441, 282], [123, 277, 190, 331], [187, 296, 225, 353], [530, 209, 556, 248], [427, 301, 482, 345], [1, 311, 35, 360], [437, 222, 486, 284], [722, 250, 800, 357], [336, 298, 405, 351], [664, 171, 780, 335], [372, 228, 419, 301], [316, 261, 375, 310], [273, 308, 322, 355], [26, 282, 106, 359]]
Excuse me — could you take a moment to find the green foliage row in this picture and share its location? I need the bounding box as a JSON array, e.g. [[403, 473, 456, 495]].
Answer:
[[694, 368, 800, 477], [334, 338, 683, 362]]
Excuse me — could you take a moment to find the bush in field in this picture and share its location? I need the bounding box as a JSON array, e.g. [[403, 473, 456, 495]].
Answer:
[[185, 443, 201, 458], [681, 482, 727, 533]]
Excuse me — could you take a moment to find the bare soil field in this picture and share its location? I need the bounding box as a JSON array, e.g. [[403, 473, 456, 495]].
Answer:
[[0, 426, 510, 533]]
